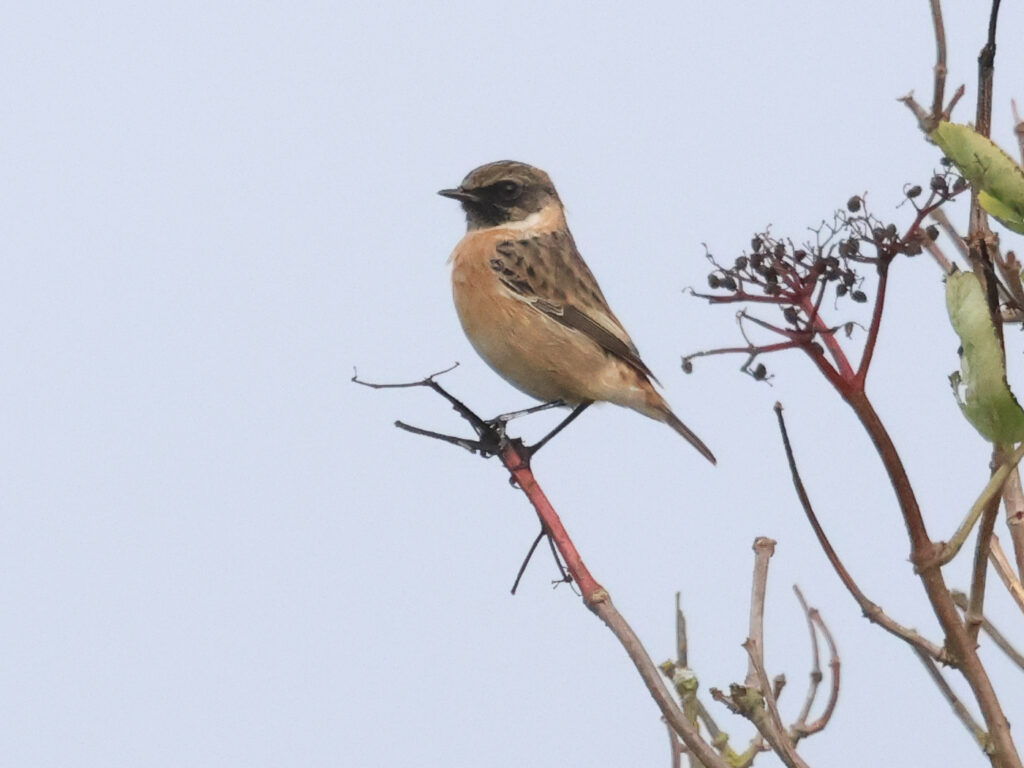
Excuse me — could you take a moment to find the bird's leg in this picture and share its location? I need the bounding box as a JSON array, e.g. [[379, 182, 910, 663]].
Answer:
[[517, 401, 592, 463], [489, 399, 566, 427]]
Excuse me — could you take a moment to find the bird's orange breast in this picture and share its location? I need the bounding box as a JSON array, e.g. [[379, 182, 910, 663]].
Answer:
[[448, 228, 647, 406]]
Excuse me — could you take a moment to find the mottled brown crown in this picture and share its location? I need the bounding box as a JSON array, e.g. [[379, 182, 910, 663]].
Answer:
[[439, 161, 561, 229]]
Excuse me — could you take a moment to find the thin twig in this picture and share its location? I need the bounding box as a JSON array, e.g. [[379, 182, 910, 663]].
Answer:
[[676, 592, 689, 667], [1012, 100, 1024, 166], [1000, 463, 1024, 580], [931, 208, 969, 259], [695, 700, 727, 749], [967, 489, 1000, 644], [975, 0, 1001, 138], [665, 722, 682, 768], [591, 596, 728, 767], [990, 535, 1024, 613], [925, 239, 956, 275], [801, 611, 840, 736], [393, 420, 488, 454], [966, 447, 1006, 643], [951, 590, 1024, 670], [743, 538, 810, 768], [929, 0, 948, 122], [854, 260, 889, 388], [510, 529, 545, 595], [773, 403, 946, 660], [934, 443, 1024, 566], [742, 637, 810, 768], [913, 647, 990, 749], [792, 586, 823, 728], [993, 250, 1024, 319], [967, 0, 1003, 348]]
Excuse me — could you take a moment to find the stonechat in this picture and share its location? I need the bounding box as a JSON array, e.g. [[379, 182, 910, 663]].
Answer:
[[440, 161, 715, 464]]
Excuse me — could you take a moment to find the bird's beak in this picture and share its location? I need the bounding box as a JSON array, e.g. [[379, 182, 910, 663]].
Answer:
[[438, 187, 482, 204]]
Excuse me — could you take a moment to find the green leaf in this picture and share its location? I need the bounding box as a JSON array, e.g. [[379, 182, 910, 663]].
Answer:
[[945, 271, 1024, 444], [978, 190, 1024, 234], [930, 122, 1024, 233]]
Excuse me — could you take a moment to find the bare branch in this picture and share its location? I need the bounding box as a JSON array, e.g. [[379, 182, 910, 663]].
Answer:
[[967, 489, 1000, 644], [925, 239, 956, 275], [933, 444, 1024, 566], [974, 0, 1001, 138], [951, 591, 1024, 670], [361, 371, 729, 766], [899, 91, 931, 127], [744, 537, 776, 689], [930, 208, 969, 259], [792, 586, 823, 728], [913, 647, 990, 749], [899, 1, 963, 129], [593, 597, 728, 768], [990, 536, 1024, 613], [929, 0, 948, 121], [801, 610, 841, 736], [742, 636, 810, 768], [1000, 463, 1024, 580], [738, 539, 813, 768], [664, 722, 682, 768], [773, 403, 947, 660], [676, 592, 689, 667]]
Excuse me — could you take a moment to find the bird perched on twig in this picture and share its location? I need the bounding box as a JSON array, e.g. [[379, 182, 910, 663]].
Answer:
[[440, 160, 715, 464]]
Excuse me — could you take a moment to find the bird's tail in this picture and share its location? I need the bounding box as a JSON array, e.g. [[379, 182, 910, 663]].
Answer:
[[618, 385, 716, 464], [662, 409, 716, 464]]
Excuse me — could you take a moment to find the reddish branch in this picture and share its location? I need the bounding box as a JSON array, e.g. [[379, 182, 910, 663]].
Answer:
[[352, 369, 729, 768], [500, 444, 733, 767], [498, 441, 604, 603], [357, 364, 847, 767], [690, 12, 1022, 750]]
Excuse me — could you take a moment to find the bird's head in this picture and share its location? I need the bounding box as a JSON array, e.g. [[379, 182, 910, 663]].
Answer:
[[439, 161, 560, 230]]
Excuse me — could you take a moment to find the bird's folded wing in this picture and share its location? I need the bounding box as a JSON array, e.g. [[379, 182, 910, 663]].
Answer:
[[490, 234, 657, 381]]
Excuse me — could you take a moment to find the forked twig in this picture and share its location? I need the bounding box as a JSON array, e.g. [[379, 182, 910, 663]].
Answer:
[[933, 444, 1024, 566], [913, 646, 990, 749], [790, 586, 840, 739], [801, 610, 840, 736], [951, 590, 1024, 670], [711, 539, 810, 768], [356, 367, 729, 767]]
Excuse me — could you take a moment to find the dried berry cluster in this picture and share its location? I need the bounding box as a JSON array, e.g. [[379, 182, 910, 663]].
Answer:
[[699, 170, 963, 306], [685, 171, 964, 381]]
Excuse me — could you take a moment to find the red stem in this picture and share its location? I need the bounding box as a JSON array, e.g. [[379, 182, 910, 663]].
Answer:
[[799, 296, 856, 381], [855, 261, 890, 388], [500, 442, 606, 606]]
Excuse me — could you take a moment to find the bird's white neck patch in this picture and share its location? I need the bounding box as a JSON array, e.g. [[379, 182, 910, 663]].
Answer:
[[502, 210, 546, 231], [483, 202, 565, 235]]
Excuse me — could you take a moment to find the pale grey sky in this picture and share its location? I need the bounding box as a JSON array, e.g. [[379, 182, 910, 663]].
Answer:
[[3, 2, 1023, 766]]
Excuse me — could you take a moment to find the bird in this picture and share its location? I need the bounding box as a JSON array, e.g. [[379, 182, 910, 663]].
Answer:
[[439, 160, 715, 464]]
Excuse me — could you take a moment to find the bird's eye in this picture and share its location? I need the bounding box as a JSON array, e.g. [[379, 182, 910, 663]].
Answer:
[[495, 180, 522, 201]]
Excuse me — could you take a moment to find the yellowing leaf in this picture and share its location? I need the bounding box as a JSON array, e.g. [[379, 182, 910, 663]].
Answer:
[[978, 190, 1024, 234], [930, 122, 1024, 234], [945, 271, 1024, 444]]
